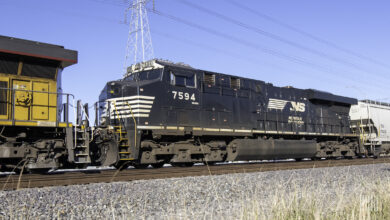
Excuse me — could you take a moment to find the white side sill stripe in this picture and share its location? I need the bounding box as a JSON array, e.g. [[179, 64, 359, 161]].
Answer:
[[135, 125, 357, 137]]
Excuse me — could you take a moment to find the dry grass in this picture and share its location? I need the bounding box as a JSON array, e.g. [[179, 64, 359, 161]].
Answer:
[[239, 172, 390, 220], [1, 164, 390, 219]]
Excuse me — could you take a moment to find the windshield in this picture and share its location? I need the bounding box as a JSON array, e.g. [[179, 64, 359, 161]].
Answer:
[[124, 69, 162, 81]]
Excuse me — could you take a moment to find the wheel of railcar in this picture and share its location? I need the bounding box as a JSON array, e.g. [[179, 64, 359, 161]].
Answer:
[[75, 164, 89, 170], [151, 163, 164, 168], [203, 161, 216, 166], [134, 164, 149, 169], [29, 168, 51, 174], [184, 162, 194, 167], [114, 162, 130, 170], [171, 162, 194, 167], [90, 140, 118, 167], [14, 167, 30, 174], [0, 165, 6, 172]]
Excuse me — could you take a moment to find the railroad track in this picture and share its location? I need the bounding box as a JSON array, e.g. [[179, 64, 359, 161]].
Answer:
[[1, 157, 389, 191]]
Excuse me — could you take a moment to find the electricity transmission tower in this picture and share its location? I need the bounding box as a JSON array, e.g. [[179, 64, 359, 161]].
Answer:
[[124, 0, 155, 72]]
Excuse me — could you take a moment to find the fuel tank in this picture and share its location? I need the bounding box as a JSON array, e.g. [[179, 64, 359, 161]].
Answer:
[[230, 138, 317, 161]]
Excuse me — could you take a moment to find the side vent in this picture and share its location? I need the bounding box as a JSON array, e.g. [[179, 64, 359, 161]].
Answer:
[[203, 73, 215, 86], [230, 77, 240, 89]]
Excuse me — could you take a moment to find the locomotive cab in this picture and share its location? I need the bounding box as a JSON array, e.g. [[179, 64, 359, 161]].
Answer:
[[0, 36, 89, 172], [0, 36, 76, 125]]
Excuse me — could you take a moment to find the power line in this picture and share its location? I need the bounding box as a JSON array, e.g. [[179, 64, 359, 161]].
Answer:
[[81, 0, 390, 94], [86, 0, 128, 7], [148, 8, 390, 91], [224, 0, 390, 70], [152, 30, 388, 97], [152, 30, 354, 87], [84, 0, 390, 99], [149, 9, 331, 71], [176, 0, 390, 84]]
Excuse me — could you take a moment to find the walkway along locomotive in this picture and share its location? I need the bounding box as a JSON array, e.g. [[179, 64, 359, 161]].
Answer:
[[0, 36, 381, 172]]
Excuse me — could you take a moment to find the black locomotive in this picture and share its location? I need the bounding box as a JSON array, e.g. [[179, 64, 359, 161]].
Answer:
[[95, 59, 371, 168]]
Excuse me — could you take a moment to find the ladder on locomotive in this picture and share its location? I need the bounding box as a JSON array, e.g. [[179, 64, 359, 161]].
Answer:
[[112, 101, 135, 161], [74, 101, 92, 166], [74, 124, 91, 165]]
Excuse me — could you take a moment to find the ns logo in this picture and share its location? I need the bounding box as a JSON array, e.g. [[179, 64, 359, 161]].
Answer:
[[290, 102, 306, 112], [267, 98, 306, 112]]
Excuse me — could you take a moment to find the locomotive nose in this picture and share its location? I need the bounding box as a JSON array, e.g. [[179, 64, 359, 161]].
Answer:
[[107, 81, 138, 97]]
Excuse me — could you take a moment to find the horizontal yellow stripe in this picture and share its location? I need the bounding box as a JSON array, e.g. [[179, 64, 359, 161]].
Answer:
[[15, 121, 37, 126], [59, 123, 73, 128], [0, 121, 12, 125]]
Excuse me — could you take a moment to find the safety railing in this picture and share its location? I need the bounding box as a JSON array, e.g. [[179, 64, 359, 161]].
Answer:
[[94, 100, 126, 127], [0, 87, 75, 127], [361, 99, 390, 107]]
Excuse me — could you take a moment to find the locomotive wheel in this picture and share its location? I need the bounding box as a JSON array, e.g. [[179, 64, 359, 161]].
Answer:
[[75, 164, 89, 170], [14, 167, 30, 174], [151, 163, 164, 168], [134, 164, 149, 169], [0, 165, 8, 172], [114, 162, 130, 170], [29, 168, 51, 174], [184, 162, 194, 167], [171, 162, 194, 167], [91, 140, 118, 167]]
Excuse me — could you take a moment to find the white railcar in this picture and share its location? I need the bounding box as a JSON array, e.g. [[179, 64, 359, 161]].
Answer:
[[350, 100, 390, 154]]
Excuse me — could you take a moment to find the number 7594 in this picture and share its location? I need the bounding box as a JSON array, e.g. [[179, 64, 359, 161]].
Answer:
[[172, 91, 196, 101]]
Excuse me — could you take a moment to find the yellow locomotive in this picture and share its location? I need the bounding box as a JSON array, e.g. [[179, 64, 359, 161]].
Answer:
[[0, 36, 90, 172]]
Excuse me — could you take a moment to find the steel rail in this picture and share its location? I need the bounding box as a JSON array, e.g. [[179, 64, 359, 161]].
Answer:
[[1, 157, 389, 191]]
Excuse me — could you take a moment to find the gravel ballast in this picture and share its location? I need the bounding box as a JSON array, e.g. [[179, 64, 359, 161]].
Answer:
[[1, 163, 390, 219]]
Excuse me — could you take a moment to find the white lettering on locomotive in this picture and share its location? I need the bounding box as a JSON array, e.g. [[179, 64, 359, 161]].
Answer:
[[172, 91, 196, 102], [290, 101, 306, 112], [288, 116, 305, 124], [268, 98, 306, 112]]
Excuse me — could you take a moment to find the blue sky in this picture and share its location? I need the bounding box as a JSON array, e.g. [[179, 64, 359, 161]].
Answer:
[[1, 0, 390, 108]]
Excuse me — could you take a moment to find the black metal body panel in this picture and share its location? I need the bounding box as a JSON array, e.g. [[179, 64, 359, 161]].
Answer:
[[100, 60, 357, 138]]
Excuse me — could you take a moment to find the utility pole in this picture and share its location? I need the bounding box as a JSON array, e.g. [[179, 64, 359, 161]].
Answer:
[[124, 0, 155, 73]]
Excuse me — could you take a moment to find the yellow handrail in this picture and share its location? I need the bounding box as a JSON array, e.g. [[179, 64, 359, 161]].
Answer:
[[126, 102, 137, 150], [112, 101, 122, 140]]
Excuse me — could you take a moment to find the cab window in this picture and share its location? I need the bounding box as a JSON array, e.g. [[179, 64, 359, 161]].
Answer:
[[170, 71, 196, 88], [124, 69, 162, 81], [0, 53, 18, 75], [0, 81, 8, 116]]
